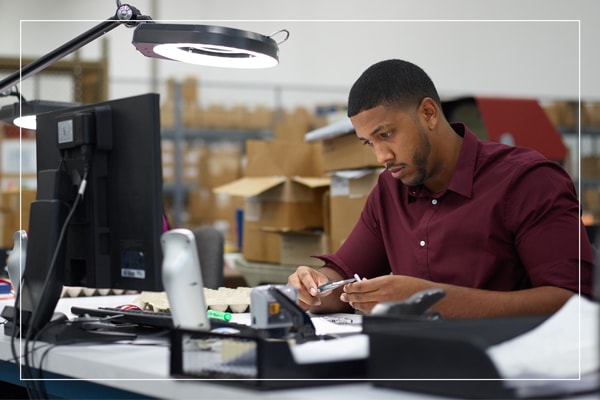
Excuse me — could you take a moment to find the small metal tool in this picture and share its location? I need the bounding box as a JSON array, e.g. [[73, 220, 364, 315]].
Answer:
[[317, 278, 356, 295]]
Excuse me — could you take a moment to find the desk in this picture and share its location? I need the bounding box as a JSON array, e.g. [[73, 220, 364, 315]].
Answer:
[[0, 295, 438, 400]]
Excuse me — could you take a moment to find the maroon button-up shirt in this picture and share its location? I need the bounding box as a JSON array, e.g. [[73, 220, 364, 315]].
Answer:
[[316, 124, 593, 297]]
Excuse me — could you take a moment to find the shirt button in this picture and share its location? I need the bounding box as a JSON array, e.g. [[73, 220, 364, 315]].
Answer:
[[431, 199, 438, 205], [419, 240, 426, 247]]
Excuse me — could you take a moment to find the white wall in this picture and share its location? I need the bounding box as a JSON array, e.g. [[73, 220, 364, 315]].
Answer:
[[1, 0, 598, 110]]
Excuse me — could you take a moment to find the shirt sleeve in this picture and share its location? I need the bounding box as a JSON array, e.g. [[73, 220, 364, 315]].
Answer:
[[312, 186, 391, 280], [506, 161, 593, 296]]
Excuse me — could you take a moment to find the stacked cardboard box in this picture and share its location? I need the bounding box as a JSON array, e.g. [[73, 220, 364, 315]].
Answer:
[[305, 118, 382, 253], [185, 142, 245, 244], [0, 189, 36, 248], [214, 138, 329, 265], [327, 169, 383, 252]]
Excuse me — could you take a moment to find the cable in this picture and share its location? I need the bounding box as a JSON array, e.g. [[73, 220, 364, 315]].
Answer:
[[8, 159, 68, 399], [18, 172, 88, 399]]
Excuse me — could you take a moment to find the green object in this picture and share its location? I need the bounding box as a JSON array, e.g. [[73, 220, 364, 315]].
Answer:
[[207, 309, 232, 321]]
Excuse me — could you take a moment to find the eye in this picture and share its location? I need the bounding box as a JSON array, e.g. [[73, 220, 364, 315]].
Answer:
[[361, 139, 373, 147], [380, 131, 392, 139]]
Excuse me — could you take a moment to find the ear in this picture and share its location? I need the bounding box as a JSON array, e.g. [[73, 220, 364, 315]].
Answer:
[[419, 97, 439, 129]]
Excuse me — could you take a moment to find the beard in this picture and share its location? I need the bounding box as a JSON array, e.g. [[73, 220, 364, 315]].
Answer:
[[404, 125, 431, 187]]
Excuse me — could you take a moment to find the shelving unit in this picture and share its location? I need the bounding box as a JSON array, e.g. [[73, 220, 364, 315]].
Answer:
[[560, 127, 600, 183], [559, 127, 600, 223], [161, 82, 274, 228]]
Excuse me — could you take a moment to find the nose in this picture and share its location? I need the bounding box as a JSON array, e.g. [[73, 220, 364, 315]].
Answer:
[[372, 142, 394, 165]]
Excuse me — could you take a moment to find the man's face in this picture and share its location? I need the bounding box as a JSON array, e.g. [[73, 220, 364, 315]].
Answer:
[[351, 104, 431, 187]]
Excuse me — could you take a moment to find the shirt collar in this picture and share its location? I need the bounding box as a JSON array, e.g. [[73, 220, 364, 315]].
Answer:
[[405, 123, 477, 201], [447, 123, 476, 199]]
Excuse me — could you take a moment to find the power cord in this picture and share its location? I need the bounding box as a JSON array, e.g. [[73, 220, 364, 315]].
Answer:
[[15, 172, 88, 399]]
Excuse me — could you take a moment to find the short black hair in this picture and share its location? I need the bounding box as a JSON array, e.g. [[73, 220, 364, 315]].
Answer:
[[347, 59, 441, 117]]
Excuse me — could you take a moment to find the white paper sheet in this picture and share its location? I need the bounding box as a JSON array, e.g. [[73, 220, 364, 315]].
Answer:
[[487, 295, 599, 379], [289, 334, 369, 364]]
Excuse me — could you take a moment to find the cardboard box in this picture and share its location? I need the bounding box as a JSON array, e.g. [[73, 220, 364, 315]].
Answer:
[[244, 139, 324, 178], [330, 168, 383, 198], [329, 196, 367, 253], [242, 220, 281, 264], [329, 169, 382, 252], [274, 229, 329, 267], [214, 138, 329, 263], [273, 122, 310, 143], [214, 176, 330, 230], [583, 189, 600, 214], [215, 176, 330, 263], [304, 118, 379, 172], [582, 156, 600, 179], [321, 133, 380, 172], [201, 142, 243, 188], [0, 189, 36, 247]]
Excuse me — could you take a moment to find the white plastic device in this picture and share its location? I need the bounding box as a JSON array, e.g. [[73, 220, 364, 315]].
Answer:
[[6, 230, 27, 295], [161, 228, 210, 331]]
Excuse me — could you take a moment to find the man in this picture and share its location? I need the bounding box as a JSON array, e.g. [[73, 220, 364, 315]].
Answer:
[[288, 59, 594, 318]]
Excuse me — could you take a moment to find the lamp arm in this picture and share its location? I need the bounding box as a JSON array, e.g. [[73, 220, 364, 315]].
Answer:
[[0, 3, 152, 93]]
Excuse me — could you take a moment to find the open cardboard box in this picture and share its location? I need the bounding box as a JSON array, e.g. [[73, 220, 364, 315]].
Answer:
[[304, 118, 379, 172]]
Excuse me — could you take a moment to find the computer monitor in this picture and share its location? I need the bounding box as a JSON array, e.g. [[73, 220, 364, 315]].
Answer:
[[16, 93, 164, 339]]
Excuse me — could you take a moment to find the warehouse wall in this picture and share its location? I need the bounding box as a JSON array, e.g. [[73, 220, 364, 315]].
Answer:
[[0, 0, 599, 109]]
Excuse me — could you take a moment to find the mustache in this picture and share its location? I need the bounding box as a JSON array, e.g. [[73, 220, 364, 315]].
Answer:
[[385, 162, 405, 170]]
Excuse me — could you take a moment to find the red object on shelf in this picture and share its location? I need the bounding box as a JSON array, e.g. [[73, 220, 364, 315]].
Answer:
[[443, 96, 567, 163]]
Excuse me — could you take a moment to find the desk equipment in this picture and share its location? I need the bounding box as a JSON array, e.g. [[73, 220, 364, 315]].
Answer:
[[161, 229, 210, 331], [2, 93, 165, 343], [364, 313, 548, 399], [168, 284, 368, 388], [5, 230, 27, 296], [69, 305, 256, 336], [169, 326, 367, 389], [363, 294, 599, 399], [371, 287, 445, 319]]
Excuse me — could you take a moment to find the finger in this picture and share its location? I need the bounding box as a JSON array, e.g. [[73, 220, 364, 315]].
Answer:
[[349, 300, 378, 313], [340, 288, 377, 305], [295, 267, 330, 306], [297, 298, 313, 312], [300, 273, 319, 297], [343, 279, 375, 294]]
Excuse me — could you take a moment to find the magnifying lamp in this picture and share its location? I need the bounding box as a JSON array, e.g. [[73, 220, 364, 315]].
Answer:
[[133, 24, 287, 69], [0, 0, 288, 128], [0, 99, 79, 130]]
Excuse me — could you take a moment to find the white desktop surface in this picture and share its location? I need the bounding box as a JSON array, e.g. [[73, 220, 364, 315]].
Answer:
[[0, 295, 440, 400]]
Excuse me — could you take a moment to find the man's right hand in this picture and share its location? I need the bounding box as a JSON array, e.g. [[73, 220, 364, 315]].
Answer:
[[287, 266, 348, 312]]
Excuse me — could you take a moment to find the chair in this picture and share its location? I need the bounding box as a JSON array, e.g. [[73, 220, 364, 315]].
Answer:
[[192, 225, 224, 289]]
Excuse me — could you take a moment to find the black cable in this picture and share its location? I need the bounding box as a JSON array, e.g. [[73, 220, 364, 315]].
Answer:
[[8, 159, 67, 398], [8, 265, 40, 399], [0, 85, 25, 101], [20, 172, 88, 399]]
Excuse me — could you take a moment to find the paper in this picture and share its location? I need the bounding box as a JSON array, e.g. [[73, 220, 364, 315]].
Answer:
[[311, 313, 363, 336], [487, 295, 599, 379], [289, 334, 369, 364]]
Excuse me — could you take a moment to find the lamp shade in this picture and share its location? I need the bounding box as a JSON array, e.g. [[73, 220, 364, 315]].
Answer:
[[132, 23, 280, 69], [0, 100, 78, 130]]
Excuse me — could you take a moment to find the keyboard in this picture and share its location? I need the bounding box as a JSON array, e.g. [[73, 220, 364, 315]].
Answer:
[[70, 306, 254, 334]]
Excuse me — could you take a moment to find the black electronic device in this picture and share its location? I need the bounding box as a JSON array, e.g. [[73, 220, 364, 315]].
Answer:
[[69, 305, 257, 336], [4, 93, 164, 341], [363, 313, 549, 399]]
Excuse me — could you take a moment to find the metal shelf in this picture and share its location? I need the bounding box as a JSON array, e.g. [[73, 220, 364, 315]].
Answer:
[[163, 82, 273, 227]]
